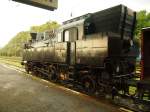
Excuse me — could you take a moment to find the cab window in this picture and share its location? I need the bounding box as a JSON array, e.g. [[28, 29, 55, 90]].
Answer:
[[57, 32, 62, 42], [64, 27, 78, 42], [84, 22, 96, 35]]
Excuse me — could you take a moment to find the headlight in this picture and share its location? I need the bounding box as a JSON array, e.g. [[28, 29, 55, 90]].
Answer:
[[130, 40, 133, 47], [116, 66, 120, 73], [23, 61, 27, 64]]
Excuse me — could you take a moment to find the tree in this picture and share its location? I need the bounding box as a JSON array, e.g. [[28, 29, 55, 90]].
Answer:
[[135, 10, 150, 38], [30, 21, 60, 32], [0, 21, 60, 57]]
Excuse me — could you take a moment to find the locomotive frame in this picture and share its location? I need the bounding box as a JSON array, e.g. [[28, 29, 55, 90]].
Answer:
[[23, 5, 138, 96]]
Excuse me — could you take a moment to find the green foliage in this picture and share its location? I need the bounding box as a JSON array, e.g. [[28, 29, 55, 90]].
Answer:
[[134, 10, 150, 47], [135, 10, 150, 37], [0, 21, 60, 57], [0, 32, 31, 56], [30, 21, 60, 32]]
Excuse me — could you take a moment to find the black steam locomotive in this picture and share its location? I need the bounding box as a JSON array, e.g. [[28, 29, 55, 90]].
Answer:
[[22, 5, 137, 94]]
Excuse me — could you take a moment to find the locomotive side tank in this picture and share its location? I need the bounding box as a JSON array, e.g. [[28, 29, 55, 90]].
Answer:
[[22, 4, 137, 94]]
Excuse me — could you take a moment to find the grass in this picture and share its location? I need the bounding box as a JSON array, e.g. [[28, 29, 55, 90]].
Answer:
[[0, 56, 23, 68]]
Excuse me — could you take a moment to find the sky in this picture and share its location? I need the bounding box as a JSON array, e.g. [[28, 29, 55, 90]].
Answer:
[[0, 0, 150, 47]]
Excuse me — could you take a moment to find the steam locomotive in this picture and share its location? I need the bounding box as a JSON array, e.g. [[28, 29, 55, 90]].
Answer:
[[22, 5, 137, 94]]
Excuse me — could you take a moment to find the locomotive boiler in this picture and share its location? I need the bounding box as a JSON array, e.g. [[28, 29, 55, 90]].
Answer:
[[22, 5, 137, 94]]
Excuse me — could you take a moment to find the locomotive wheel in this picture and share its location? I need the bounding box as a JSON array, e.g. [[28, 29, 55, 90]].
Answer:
[[82, 75, 96, 94], [98, 71, 112, 93], [48, 66, 58, 81]]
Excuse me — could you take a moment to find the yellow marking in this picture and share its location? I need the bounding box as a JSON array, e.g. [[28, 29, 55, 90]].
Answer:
[[2, 63, 87, 96], [119, 107, 134, 112], [58, 86, 80, 95]]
